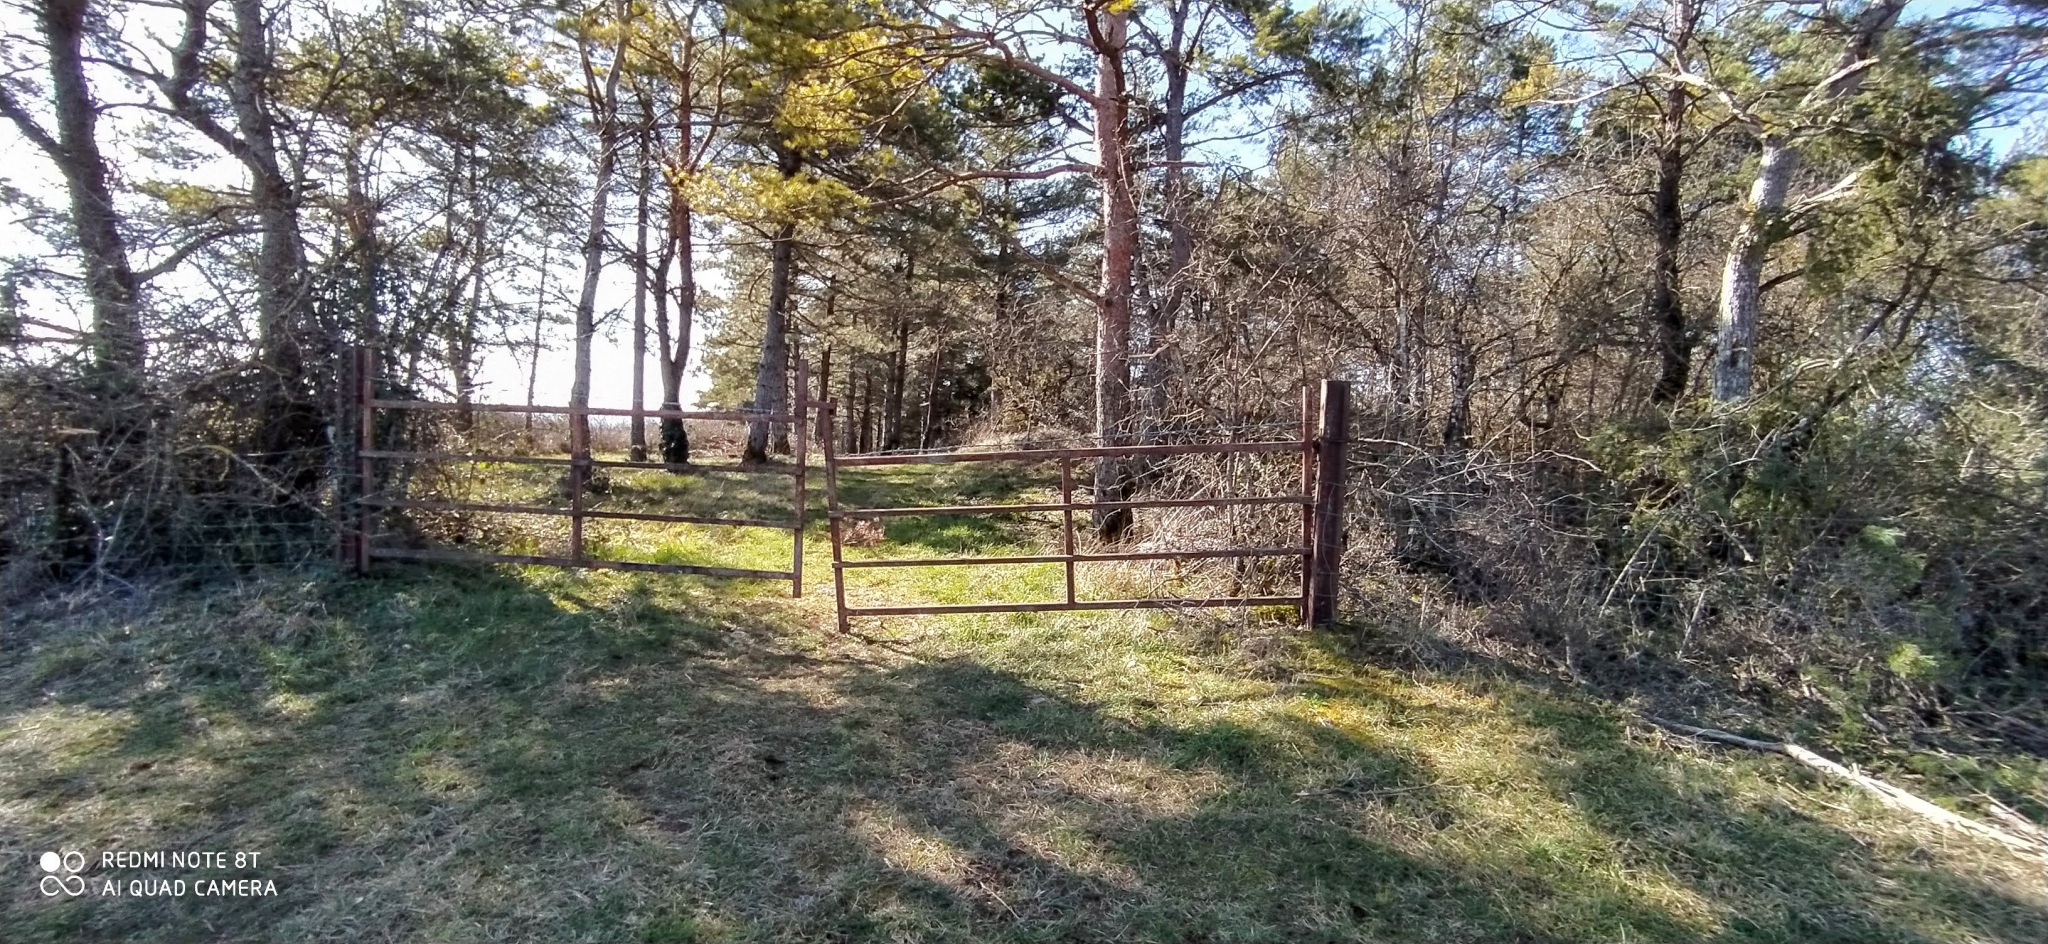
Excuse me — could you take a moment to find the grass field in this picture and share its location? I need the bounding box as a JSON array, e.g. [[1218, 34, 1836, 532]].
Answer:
[[2, 461, 2043, 942]]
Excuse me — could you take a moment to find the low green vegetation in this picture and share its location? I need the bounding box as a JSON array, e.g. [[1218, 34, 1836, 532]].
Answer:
[[2, 465, 2041, 943]]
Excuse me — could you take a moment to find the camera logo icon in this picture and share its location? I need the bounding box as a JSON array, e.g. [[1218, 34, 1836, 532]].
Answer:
[[39, 851, 86, 897]]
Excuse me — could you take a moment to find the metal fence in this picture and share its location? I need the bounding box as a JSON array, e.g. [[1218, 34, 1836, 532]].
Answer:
[[346, 344, 1351, 629], [347, 347, 814, 595]]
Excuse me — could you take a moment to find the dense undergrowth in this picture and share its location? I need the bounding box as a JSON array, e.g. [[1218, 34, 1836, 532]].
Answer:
[[1348, 397, 2048, 833]]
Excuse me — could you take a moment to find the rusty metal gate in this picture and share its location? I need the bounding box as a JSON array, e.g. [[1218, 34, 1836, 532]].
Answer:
[[347, 348, 815, 595], [817, 381, 1350, 631]]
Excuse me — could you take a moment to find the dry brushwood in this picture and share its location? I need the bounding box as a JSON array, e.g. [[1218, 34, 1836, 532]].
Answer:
[[1646, 716, 2048, 858]]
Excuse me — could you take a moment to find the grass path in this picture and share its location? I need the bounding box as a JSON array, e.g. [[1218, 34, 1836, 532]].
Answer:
[[2, 464, 2043, 942]]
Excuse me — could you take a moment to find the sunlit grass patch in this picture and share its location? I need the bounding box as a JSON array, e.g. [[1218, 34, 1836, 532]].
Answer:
[[3, 453, 2043, 942]]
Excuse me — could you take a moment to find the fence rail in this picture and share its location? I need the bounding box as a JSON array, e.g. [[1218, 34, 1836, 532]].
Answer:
[[367, 399, 800, 425], [347, 347, 812, 593]]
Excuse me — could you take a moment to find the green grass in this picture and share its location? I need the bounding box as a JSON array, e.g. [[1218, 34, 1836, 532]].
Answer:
[[1, 461, 2042, 942]]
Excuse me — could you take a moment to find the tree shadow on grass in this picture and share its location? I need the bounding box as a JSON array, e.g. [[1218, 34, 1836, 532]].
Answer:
[[1305, 627, 2044, 943], [3, 568, 2042, 943], [1497, 688, 2047, 944]]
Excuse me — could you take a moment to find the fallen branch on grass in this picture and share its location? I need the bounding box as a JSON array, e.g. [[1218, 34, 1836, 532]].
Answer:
[[1645, 716, 2048, 857]]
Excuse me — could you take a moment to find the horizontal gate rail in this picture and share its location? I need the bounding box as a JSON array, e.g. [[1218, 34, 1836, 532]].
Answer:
[[831, 494, 1307, 519], [369, 399, 799, 424], [369, 547, 791, 581], [841, 597, 1303, 618], [832, 439, 1299, 468], [836, 547, 1309, 569], [820, 391, 1338, 632], [360, 449, 799, 477], [361, 497, 794, 530]]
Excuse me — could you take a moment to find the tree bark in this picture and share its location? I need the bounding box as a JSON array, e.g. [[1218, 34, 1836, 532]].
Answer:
[[920, 333, 943, 449], [815, 343, 832, 444], [630, 105, 652, 462], [222, 0, 319, 469], [571, 31, 626, 473], [0, 0, 147, 570], [1090, 6, 1138, 540], [1713, 0, 1904, 400], [1712, 143, 1793, 401], [744, 214, 798, 464], [859, 369, 875, 453], [527, 244, 550, 438], [1443, 324, 1474, 448], [883, 316, 910, 451], [453, 149, 488, 434], [0, 0, 146, 391], [1137, 0, 1194, 444], [844, 357, 861, 452], [1648, 0, 1698, 405], [656, 63, 697, 467]]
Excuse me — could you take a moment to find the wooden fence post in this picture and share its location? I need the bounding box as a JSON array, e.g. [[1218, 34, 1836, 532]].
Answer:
[[791, 359, 809, 597], [1300, 384, 1316, 628], [822, 403, 849, 634], [1060, 456, 1077, 605], [354, 346, 374, 576], [1310, 379, 1350, 626]]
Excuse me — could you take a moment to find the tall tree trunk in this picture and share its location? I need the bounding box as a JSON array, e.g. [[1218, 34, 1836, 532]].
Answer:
[[744, 213, 798, 464], [453, 147, 487, 434], [778, 331, 797, 454], [1647, 0, 1698, 405], [1, 0, 148, 570], [527, 244, 550, 438], [653, 194, 691, 465], [1713, 142, 1793, 402], [883, 316, 910, 451], [1443, 324, 1475, 448], [656, 88, 696, 467], [1137, 0, 1193, 444], [1713, 0, 1904, 401], [217, 0, 318, 472], [571, 36, 626, 472], [0, 0, 145, 392], [815, 343, 832, 444], [207, 0, 321, 473], [341, 141, 381, 355], [920, 334, 943, 449], [843, 357, 860, 452], [1090, 6, 1138, 539], [859, 370, 875, 453], [630, 108, 651, 461]]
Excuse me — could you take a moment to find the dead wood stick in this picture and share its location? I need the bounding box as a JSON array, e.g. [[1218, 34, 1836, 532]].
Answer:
[[1646, 716, 2047, 856]]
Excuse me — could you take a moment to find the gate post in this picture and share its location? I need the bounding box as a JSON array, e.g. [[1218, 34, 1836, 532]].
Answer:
[[791, 359, 809, 598], [821, 403, 849, 634], [1299, 385, 1315, 627], [1309, 379, 1350, 626]]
